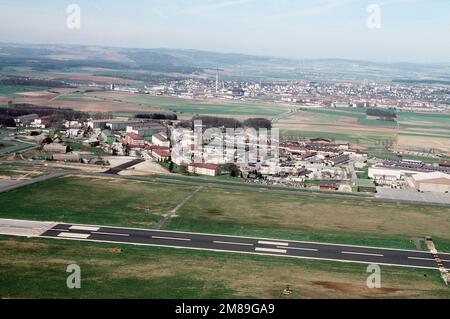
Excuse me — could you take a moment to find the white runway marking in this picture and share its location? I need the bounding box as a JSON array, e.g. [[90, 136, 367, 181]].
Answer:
[[255, 247, 287, 254], [152, 236, 191, 241], [213, 241, 253, 246], [258, 240, 289, 247], [341, 251, 384, 257], [70, 226, 99, 232], [58, 232, 91, 239], [407, 256, 450, 262], [93, 232, 130, 237], [282, 246, 318, 252]]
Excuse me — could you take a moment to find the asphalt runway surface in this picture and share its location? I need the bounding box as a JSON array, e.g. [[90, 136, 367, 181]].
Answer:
[[35, 222, 450, 270]]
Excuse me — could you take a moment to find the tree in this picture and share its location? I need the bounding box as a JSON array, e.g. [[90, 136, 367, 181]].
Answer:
[[168, 161, 174, 172], [243, 118, 272, 130]]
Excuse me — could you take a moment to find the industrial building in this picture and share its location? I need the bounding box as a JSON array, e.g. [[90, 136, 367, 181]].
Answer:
[[412, 172, 450, 193]]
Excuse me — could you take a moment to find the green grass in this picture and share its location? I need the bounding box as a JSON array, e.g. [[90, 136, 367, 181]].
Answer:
[[1, 236, 448, 299], [0, 142, 12, 150], [168, 187, 450, 252], [122, 95, 290, 117], [0, 85, 48, 96], [0, 175, 449, 253], [0, 176, 197, 228], [66, 142, 107, 157], [56, 92, 99, 101]]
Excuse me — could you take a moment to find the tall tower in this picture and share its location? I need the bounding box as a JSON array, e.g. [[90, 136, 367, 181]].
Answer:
[[215, 66, 219, 94]]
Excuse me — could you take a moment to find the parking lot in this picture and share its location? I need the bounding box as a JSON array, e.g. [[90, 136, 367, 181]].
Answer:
[[376, 187, 450, 205]]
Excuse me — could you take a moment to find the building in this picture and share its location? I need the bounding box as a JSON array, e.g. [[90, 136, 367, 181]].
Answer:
[[319, 181, 337, 190], [327, 154, 350, 166], [369, 160, 450, 180], [66, 129, 82, 138], [151, 148, 171, 162], [353, 179, 377, 193], [152, 132, 170, 147], [52, 153, 80, 162], [126, 122, 166, 137], [188, 163, 220, 176], [100, 130, 116, 145], [43, 143, 68, 154], [125, 132, 145, 147], [30, 118, 49, 129], [14, 114, 39, 127], [412, 172, 450, 193], [64, 120, 82, 129]]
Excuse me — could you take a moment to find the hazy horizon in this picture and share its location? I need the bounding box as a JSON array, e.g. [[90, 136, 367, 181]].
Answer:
[[0, 0, 449, 63]]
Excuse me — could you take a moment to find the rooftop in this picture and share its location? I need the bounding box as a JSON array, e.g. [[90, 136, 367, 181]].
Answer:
[[188, 163, 220, 170]]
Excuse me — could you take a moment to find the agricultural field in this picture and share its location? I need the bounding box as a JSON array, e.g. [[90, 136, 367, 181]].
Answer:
[[0, 85, 49, 97], [0, 176, 449, 252], [83, 91, 291, 118], [275, 107, 450, 154], [122, 95, 289, 118], [0, 235, 448, 299]]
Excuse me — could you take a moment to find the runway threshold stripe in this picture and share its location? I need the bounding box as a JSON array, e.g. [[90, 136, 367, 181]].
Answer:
[[282, 246, 318, 252], [341, 251, 384, 257], [70, 226, 100, 232], [255, 247, 287, 254], [213, 241, 253, 246], [258, 240, 289, 247], [152, 236, 191, 241], [58, 232, 90, 239]]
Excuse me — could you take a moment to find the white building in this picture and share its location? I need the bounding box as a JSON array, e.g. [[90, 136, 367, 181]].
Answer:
[[412, 172, 450, 193], [188, 163, 220, 176], [152, 132, 170, 147]]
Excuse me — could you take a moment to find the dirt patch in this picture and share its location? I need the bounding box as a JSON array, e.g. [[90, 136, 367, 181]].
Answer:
[[398, 135, 450, 151], [313, 281, 400, 297]]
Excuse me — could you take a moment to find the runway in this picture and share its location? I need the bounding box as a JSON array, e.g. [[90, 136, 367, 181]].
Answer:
[[19, 220, 448, 271]]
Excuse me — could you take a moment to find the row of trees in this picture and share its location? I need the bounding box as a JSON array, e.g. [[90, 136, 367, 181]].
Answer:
[[0, 103, 89, 127], [366, 107, 397, 119], [185, 116, 272, 130]]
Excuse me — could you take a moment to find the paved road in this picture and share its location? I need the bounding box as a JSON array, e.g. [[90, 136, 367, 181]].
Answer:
[[103, 159, 145, 174], [0, 133, 38, 156], [21, 220, 448, 270], [376, 187, 450, 205]]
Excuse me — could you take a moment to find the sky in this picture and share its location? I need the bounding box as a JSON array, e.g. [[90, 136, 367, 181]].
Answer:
[[0, 0, 449, 63]]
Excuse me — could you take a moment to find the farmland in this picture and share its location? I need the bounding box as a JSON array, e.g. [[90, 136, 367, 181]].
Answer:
[[0, 85, 48, 97], [275, 107, 450, 154]]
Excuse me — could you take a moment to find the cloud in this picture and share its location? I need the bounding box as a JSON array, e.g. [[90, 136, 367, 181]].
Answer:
[[272, 0, 356, 19], [176, 0, 256, 16]]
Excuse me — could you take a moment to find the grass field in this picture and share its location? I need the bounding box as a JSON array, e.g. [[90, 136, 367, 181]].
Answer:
[[66, 141, 108, 157], [124, 95, 288, 117], [83, 92, 291, 118], [0, 85, 48, 96], [0, 176, 197, 228], [0, 176, 449, 252], [0, 236, 448, 299], [0, 142, 12, 150], [169, 187, 450, 252]]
